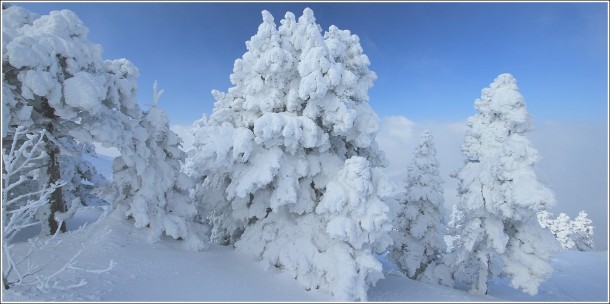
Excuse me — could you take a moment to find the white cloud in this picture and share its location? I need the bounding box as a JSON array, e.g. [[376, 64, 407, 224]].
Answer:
[[376, 115, 416, 180], [376, 115, 608, 250]]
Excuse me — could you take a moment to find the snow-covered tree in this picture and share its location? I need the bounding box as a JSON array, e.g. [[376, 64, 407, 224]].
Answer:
[[3, 6, 202, 246], [108, 82, 206, 249], [2, 6, 139, 234], [185, 8, 392, 301], [450, 73, 560, 295], [389, 130, 451, 286], [537, 210, 594, 251]]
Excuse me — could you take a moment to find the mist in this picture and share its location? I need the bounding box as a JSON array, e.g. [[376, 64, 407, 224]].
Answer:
[[376, 116, 608, 250]]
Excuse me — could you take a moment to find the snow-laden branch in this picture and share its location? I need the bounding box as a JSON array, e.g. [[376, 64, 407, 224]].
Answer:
[[152, 80, 164, 107]]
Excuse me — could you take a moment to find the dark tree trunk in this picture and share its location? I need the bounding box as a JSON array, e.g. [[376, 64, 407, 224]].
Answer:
[[41, 100, 66, 235], [46, 137, 66, 234]]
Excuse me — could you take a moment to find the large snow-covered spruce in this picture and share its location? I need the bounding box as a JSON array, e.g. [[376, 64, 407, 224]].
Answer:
[[185, 8, 392, 301], [2, 6, 202, 246], [450, 73, 560, 295], [389, 130, 451, 286]]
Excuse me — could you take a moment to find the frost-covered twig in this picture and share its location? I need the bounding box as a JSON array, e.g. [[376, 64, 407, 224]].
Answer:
[[152, 80, 164, 107], [0, 128, 94, 291], [2, 128, 68, 289]]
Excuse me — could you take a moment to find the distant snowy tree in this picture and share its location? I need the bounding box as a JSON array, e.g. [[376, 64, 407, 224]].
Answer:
[[571, 211, 594, 251], [185, 8, 391, 301], [537, 210, 594, 251], [540, 212, 574, 249], [389, 130, 451, 286], [553, 213, 576, 249], [450, 73, 560, 295]]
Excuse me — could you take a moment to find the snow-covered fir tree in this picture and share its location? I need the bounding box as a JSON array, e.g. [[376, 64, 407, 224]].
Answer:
[[185, 8, 392, 301], [450, 73, 561, 295], [389, 130, 451, 286], [108, 82, 206, 249]]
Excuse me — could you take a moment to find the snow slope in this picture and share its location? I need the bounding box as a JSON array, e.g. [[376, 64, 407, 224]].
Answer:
[[3, 207, 333, 302], [2, 204, 607, 302]]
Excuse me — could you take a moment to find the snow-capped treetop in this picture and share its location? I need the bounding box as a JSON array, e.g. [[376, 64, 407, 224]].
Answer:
[[403, 130, 444, 206], [462, 73, 533, 161], [476, 73, 531, 132]]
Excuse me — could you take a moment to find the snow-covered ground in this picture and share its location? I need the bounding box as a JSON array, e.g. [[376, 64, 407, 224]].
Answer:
[[2, 204, 607, 302]]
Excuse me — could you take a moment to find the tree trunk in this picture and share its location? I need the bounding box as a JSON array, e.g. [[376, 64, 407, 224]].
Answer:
[[45, 127, 66, 234], [39, 98, 66, 235]]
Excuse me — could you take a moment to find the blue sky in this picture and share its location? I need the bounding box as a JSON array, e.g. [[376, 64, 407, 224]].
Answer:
[[13, 1, 608, 126]]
